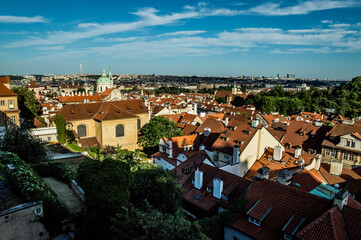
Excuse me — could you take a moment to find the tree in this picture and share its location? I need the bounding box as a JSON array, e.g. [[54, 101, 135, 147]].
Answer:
[[12, 87, 44, 126], [111, 202, 209, 240], [53, 114, 66, 144], [231, 96, 245, 107], [77, 87, 86, 93], [0, 127, 49, 163], [0, 163, 4, 180], [138, 116, 182, 155], [130, 163, 182, 214], [76, 158, 133, 239], [216, 97, 227, 104]]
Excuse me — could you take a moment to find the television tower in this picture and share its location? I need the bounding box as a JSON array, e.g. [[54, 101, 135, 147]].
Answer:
[[80, 63, 83, 75]]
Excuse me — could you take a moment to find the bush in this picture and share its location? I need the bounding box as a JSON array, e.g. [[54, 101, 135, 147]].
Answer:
[[66, 142, 83, 152], [0, 152, 68, 234], [32, 162, 76, 183], [0, 127, 49, 163]]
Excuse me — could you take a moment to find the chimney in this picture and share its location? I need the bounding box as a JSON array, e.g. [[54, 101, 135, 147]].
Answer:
[[200, 112, 206, 118], [167, 139, 173, 158], [233, 145, 240, 164], [257, 167, 269, 180], [330, 160, 343, 176], [294, 146, 302, 159], [333, 189, 349, 210], [277, 169, 292, 185], [213, 178, 223, 199], [199, 144, 205, 151], [194, 103, 198, 115], [194, 168, 203, 190], [224, 117, 229, 126], [273, 146, 283, 161], [204, 127, 211, 137]]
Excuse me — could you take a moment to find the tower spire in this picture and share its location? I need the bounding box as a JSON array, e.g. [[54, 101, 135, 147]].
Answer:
[[102, 65, 106, 77]]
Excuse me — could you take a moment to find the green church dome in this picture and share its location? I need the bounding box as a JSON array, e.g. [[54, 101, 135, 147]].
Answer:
[[97, 66, 111, 83]]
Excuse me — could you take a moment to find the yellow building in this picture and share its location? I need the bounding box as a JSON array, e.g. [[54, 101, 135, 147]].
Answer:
[[0, 77, 20, 127], [57, 99, 149, 150]]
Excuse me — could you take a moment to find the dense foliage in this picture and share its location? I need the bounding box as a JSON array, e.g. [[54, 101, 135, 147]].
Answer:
[[76, 158, 133, 239], [198, 194, 247, 240], [11, 86, 45, 126], [32, 162, 76, 183], [0, 127, 49, 163], [138, 116, 182, 155], [243, 77, 361, 117], [0, 152, 67, 234], [54, 114, 66, 144], [130, 163, 182, 214], [112, 202, 209, 240]]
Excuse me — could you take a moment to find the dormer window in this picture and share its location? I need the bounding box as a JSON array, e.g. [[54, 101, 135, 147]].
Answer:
[[207, 187, 212, 193], [222, 193, 228, 200], [284, 233, 292, 240], [248, 217, 261, 226]]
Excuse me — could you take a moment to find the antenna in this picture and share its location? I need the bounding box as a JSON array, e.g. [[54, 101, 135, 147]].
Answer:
[[80, 63, 83, 75]]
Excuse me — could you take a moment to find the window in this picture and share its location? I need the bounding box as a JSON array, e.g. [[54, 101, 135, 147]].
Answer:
[[284, 233, 292, 240], [77, 125, 87, 137], [222, 193, 228, 200], [207, 186, 212, 193], [47, 137, 51, 141], [346, 140, 351, 147], [8, 100, 14, 109], [137, 119, 141, 130], [0, 100, 5, 106], [11, 116, 16, 123], [325, 149, 336, 157], [248, 216, 261, 226], [351, 141, 356, 148], [343, 152, 349, 160], [116, 124, 124, 137]]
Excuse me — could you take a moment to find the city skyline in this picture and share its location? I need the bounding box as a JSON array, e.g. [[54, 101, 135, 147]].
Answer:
[[0, 0, 361, 79]]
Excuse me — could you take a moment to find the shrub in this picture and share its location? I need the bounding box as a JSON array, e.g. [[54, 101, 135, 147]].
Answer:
[[0, 127, 49, 163], [0, 152, 68, 234], [66, 142, 83, 152], [32, 162, 76, 183]]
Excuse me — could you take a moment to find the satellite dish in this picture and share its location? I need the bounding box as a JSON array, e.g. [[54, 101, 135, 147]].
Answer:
[[334, 184, 339, 189]]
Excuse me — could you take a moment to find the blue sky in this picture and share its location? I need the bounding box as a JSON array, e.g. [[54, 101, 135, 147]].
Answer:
[[0, 0, 361, 79]]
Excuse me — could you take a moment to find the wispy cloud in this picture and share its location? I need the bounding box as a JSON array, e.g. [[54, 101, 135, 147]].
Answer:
[[248, 0, 360, 16], [157, 30, 206, 37], [94, 37, 138, 42], [36, 46, 65, 51], [6, 3, 242, 48], [0, 15, 47, 23], [330, 23, 352, 28], [321, 20, 333, 24], [32, 25, 361, 61]]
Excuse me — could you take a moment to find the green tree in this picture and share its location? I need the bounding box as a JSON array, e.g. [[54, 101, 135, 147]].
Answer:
[[76, 158, 133, 239], [0, 163, 4, 180], [231, 96, 245, 107], [138, 116, 182, 155], [12, 87, 44, 126], [53, 114, 66, 144], [111, 202, 209, 240], [215, 97, 227, 104], [0, 127, 49, 163], [77, 87, 86, 93], [130, 163, 182, 214]]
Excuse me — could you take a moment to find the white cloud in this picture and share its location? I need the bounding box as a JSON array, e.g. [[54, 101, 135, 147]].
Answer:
[[36, 46, 65, 51], [321, 20, 333, 24], [94, 37, 138, 42], [329, 23, 352, 28], [157, 30, 206, 37], [0, 15, 47, 23], [248, 0, 359, 16]]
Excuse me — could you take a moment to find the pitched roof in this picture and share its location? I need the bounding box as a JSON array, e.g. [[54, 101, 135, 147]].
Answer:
[[79, 137, 101, 149], [26, 80, 39, 88], [196, 118, 225, 134], [296, 206, 348, 240], [0, 76, 10, 84], [232, 179, 332, 240], [57, 94, 102, 103], [174, 160, 251, 212], [57, 100, 147, 121], [0, 82, 17, 96]]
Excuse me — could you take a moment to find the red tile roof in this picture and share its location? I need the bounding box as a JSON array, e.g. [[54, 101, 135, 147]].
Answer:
[[232, 179, 331, 240], [0, 82, 17, 96], [0, 76, 10, 84]]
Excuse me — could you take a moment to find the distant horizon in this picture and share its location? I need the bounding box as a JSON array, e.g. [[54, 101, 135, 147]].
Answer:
[[1, 0, 361, 79]]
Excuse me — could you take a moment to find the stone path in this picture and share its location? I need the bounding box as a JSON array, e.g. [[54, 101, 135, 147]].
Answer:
[[43, 177, 84, 214]]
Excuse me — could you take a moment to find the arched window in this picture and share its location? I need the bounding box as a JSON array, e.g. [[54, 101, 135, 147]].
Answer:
[[77, 125, 87, 137], [116, 124, 124, 137], [137, 119, 141, 130]]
